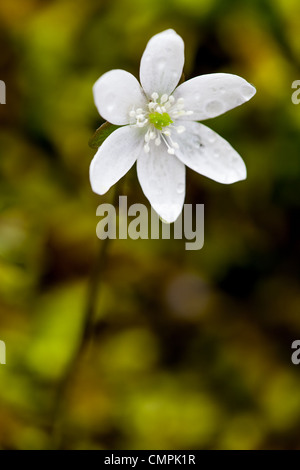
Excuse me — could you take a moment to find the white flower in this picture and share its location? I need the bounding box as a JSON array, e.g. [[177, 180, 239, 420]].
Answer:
[[90, 29, 256, 223]]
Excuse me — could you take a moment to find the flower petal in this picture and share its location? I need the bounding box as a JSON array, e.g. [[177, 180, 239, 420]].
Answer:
[[90, 126, 143, 194], [173, 121, 246, 184], [173, 73, 256, 121], [93, 70, 147, 125], [140, 29, 185, 98], [137, 143, 186, 223]]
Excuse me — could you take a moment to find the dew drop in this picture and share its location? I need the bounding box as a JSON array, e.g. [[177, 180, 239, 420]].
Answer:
[[191, 136, 203, 149], [219, 87, 226, 94], [241, 84, 254, 100], [106, 104, 115, 113], [213, 150, 220, 158], [157, 58, 167, 72], [205, 129, 216, 143], [104, 93, 116, 113], [177, 183, 185, 194], [205, 100, 225, 116]]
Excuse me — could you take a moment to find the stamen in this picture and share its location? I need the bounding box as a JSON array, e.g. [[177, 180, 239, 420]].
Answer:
[[145, 129, 151, 142], [160, 94, 168, 104], [130, 93, 192, 154], [161, 134, 175, 155]]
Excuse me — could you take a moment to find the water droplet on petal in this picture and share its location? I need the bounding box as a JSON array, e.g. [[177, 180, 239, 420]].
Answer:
[[219, 87, 226, 94], [194, 140, 202, 149], [177, 183, 185, 194], [102, 92, 117, 114], [241, 85, 254, 100], [106, 104, 115, 112], [205, 129, 216, 143], [205, 100, 225, 116], [213, 150, 220, 158], [157, 58, 167, 72]]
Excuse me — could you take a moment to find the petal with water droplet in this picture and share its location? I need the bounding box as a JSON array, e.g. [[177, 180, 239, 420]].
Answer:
[[90, 126, 143, 194], [140, 30, 185, 98], [93, 70, 147, 125], [137, 142, 186, 223], [173, 73, 256, 121], [173, 121, 247, 184]]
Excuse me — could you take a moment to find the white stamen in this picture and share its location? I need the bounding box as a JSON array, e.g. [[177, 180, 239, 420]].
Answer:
[[129, 93, 192, 154], [161, 133, 176, 155]]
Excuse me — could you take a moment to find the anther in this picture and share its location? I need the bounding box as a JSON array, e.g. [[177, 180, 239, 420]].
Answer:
[[160, 94, 168, 104]]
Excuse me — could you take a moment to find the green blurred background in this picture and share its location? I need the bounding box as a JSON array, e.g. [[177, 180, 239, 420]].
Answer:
[[1, 0, 300, 450]]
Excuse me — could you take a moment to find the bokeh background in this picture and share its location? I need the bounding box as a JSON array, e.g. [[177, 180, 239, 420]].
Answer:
[[1, 0, 300, 450]]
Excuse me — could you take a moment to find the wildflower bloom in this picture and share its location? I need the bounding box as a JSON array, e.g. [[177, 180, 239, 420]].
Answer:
[[90, 29, 256, 222]]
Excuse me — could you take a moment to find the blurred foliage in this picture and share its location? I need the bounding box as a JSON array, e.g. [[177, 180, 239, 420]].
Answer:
[[1, 0, 300, 450]]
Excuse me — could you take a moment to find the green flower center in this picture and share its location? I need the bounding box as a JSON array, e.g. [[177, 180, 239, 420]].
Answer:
[[149, 112, 173, 131]]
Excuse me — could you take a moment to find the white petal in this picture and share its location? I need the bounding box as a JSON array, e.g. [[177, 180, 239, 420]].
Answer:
[[173, 73, 256, 121], [140, 29, 185, 98], [90, 126, 143, 194], [137, 142, 185, 223], [173, 121, 246, 184], [93, 70, 147, 125]]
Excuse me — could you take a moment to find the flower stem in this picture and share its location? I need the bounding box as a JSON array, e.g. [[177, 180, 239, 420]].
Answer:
[[49, 184, 120, 449]]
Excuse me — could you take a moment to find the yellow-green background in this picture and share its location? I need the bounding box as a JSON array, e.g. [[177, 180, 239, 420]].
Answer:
[[1, 0, 300, 450]]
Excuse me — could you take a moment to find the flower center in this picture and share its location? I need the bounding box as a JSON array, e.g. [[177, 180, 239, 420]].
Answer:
[[149, 112, 173, 131], [129, 91, 193, 154]]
